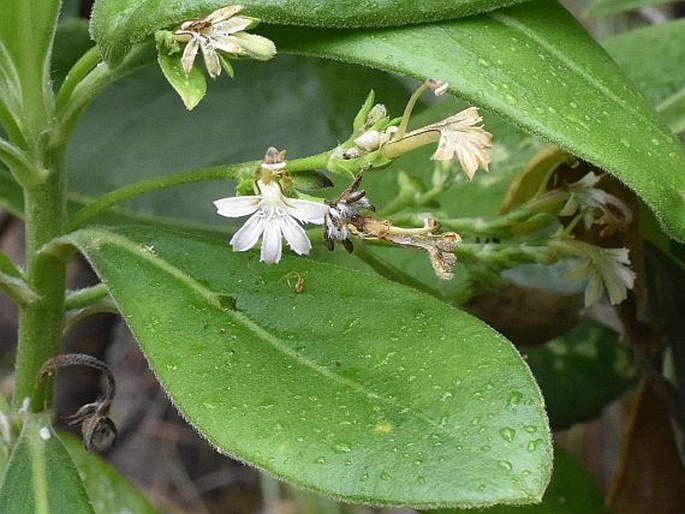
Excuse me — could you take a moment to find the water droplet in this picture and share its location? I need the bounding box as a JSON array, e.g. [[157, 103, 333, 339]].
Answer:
[[498, 460, 513, 471], [314, 456, 326, 464], [569, 101, 578, 108], [440, 391, 453, 402], [620, 138, 631, 148], [332, 443, 352, 453], [380, 471, 391, 481], [505, 94, 517, 105], [417, 475, 427, 485], [360, 473, 369, 482], [480, 445, 491, 452], [527, 439, 543, 452], [651, 138, 661, 146], [499, 427, 516, 442], [524, 425, 538, 434], [478, 58, 492, 67], [507, 391, 523, 408]]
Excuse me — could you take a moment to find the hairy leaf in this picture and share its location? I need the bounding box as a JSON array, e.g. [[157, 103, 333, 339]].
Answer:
[[68, 225, 552, 508], [272, 0, 685, 242], [430, 446, 607, 513], [603, 19, 685, 134], [0, 415, 95, 514], [90, 0, 531, 63], [61, 433, 160, 514]]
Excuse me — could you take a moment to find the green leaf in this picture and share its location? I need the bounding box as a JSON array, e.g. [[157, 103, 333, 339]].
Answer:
[[157, 51, 207, 110], [68, 225, 552, 508], [603, 19, 685, 134], [272, 0, 685, 242], [428, 446, 607, 514], [60, 433, 160, 514], [584, 0, 675, 17], [90, 0, 531, 64], [0, 414, 95, 514], [0, 0, 61, 139], [526, 320, 637, 430]]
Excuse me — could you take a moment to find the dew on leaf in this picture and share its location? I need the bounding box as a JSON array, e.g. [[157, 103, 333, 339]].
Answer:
[[498, 460, 513, 471], [499, 427, 516, 442]]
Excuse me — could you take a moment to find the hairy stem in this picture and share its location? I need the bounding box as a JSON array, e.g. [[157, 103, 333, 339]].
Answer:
[[14, 145, 68, 410]]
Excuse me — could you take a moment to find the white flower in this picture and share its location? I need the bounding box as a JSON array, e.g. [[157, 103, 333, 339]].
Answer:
[[174, 5, 276, 78], [383, 107, 492, 180], [426, 107, 492, 179], [214, 179, 328, 264], [560, 242, 636, 306], [558, 172, 632, 230]]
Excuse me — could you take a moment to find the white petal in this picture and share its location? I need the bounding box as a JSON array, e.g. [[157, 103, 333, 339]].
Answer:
[[181, 37, 199, 75], [213, 16, 253, 35], [280, 216, 312, 255], [212, 34, 242, 54], [214, 195, 260, 217], [200, 40, 221, 77], [260, 219, 282, 264], [230, 213, 264, 252], [205, 5, 244, 24], [284, 199, 329, 224]]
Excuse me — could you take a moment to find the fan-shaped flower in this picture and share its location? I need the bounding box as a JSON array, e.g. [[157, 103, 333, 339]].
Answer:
[[214, 179, 328, 264], [174, 5, 276, 78]]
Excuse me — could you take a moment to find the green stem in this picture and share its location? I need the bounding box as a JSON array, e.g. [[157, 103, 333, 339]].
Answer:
[[396, 80, 432, 139], [53, 43, 154, 147], [285, 151, 330, 172], [14, 146, 68, 410], [64, 283, 109, 311], [66, 152, 333, 232], [0, 272, 38, 306], [66, 163, 256, 231], [0, 137, 46, 187], [54, 46, 100, 113]]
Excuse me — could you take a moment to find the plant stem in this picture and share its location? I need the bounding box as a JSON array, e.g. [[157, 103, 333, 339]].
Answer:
[[0, 272, 38, 306], [65, 152, 332, 231], [64, 283, 109, 311], [14, 146, 68, 410], [0, 138, 46, 187], [54, 46, 100, 113], [65, 163, 257, 231]]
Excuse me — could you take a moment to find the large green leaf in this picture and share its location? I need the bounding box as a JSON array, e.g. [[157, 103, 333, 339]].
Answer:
[[271, 0, 685, 242], [0, 414, 95, 514], [603, 19, 685, 134], [60, 433, 160, 514], [90, 0, 530, 64], [430, 446, 607, 514], [584, 0, 674, 17], [68, 225, 552, 508]]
